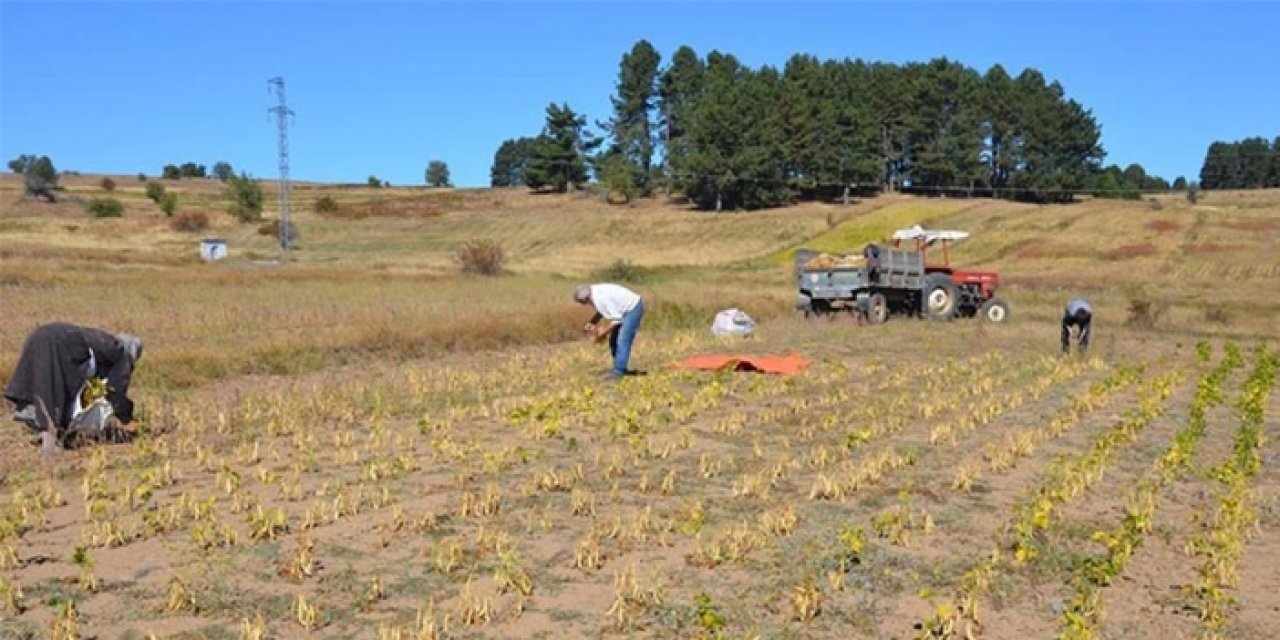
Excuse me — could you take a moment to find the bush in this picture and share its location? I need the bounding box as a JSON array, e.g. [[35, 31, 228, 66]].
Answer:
[[1124, 286, 1168, 329], [137, 173, 147, 182], [1186, 187, 1201, 204], [367, 176, 382, 188], [596, 259, 649, 284], [145, 181, 166, 203], [168, 211, 209, 232], [314, 196, 339, 214], [455, 240, 505, 275], [159, 192, 179, 217], [257, 219, 299, 245], [100, 177, 116, 192], [85, 197, 124, 218], [1205, 307, 1231, 325], [225, 173, 264, 223]]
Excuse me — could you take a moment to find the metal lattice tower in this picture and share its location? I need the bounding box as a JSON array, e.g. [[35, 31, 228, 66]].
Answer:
[[268, 77, 295, 252]]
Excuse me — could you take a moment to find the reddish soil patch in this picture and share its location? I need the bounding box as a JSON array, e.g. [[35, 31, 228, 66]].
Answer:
[[1145, 219, 1182, 233], [1014, 241, 1094, 259], [1183, 243, 1248, 255], [1100, 243, 1157, 260], [1216, 220, 1280, 232]]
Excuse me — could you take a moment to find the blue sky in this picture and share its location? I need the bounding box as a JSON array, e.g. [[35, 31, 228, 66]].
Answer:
[[2, 1, 1277, 188]]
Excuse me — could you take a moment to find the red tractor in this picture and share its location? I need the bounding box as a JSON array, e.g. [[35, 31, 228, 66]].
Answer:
[[889, 226, 1009, 323]]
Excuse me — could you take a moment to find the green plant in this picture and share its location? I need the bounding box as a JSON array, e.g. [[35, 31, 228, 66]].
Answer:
[[226, 173, 265, 222], [159, 192, 178, 217], [100, 177, 116, 192], [145, 181, 166, 202], [85, 197, 124, 218]]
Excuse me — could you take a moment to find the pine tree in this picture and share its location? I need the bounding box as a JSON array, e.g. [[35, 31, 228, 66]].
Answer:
[[490, 137, 536, 187], [981, 65, 1019, 192], [603, 40, 662, 197], [658, 46, 706, 193], [902, 58, 984, 193], [525, 103, 600, 193]]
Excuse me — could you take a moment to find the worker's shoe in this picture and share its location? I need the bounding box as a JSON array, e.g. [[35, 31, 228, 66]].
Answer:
[[12, 404, 39, 431]]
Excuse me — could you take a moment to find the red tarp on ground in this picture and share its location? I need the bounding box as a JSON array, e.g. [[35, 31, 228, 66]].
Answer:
[[671, 354, 811, 375]]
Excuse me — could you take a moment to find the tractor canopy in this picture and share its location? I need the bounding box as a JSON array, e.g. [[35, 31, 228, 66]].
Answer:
[[891, 225, 970, 247]]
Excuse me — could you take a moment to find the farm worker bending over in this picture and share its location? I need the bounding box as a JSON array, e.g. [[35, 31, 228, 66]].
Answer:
[[574, 283, 645, 380], [1061, 299, 1093, 355], [5, 322, 143, 442]]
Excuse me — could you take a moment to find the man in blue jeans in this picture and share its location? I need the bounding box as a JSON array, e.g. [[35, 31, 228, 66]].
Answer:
[[574, 283, 645, 379]]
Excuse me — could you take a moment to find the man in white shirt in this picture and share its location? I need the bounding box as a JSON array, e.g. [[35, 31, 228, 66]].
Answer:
[[574, 283, 645, 379]]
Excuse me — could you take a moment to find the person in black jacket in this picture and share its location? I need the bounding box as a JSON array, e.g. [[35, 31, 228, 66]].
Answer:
[[1061, 299, 1093, 355], [5, 323, 142, 440]]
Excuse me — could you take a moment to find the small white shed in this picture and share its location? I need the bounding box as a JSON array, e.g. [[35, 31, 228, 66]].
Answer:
[[199, 238, 228, 261]]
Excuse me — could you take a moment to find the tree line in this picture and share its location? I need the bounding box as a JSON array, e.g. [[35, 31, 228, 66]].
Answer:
[[492, 41, 1211, 209], [1198, 137, 1280, 190]]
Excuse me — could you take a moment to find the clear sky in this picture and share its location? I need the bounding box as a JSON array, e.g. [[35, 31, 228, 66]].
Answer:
[[1, 1, 1277, 188]]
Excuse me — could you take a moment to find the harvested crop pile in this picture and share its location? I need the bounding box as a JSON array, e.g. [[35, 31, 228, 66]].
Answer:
[[804, 253, 867, 269]]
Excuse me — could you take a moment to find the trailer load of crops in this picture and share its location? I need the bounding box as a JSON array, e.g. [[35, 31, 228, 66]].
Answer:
[[803, 253, 867, 270]]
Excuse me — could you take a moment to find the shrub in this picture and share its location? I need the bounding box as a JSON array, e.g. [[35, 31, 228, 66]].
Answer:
[[225, 173, 264, 223], [1147, 198, 1163, 211], [159, 192, 179, 217], [367, 176, 382, 188], [145, 181, 166, 203], [257, 219, 298, 244], [455, 240, 505, 275], [1186, 187, 1201, 204], [596, 259, 649, 284], [1205, 307, 1231, 325], [1124, 286, 1168, 329], [85, 197, 124, 218], [137, 173, 147, 182], [168, 211, 209, 232], [100, 177, 116, 192], [314, 196, 339, 214]]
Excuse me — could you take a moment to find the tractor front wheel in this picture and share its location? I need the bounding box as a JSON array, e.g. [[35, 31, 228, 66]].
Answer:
[[980, 298, 1010, 323]]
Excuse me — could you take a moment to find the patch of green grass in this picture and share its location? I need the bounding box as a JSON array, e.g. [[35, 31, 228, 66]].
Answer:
[[759, 200, 971, 265]]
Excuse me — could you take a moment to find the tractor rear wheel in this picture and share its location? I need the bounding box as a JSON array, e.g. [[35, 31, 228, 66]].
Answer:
[[867, 293, 888, 324], [922, 275, 959, 321], [980, 298, 1010, 323]]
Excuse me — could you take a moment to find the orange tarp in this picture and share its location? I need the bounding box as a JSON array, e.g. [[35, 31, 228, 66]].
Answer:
[[671, 354, 811, 375]]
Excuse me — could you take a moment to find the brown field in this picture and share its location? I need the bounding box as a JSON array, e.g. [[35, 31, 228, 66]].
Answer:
[[0, 174, 1278, 639]]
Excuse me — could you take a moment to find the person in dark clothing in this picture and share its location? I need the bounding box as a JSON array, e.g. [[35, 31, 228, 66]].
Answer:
[[1061, 299, 1093, 355], [863, 243, 882, 284], [5, 323, 142, 439]]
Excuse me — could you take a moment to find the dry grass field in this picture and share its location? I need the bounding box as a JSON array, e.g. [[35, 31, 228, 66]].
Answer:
[[0, 174, 1277, 639]]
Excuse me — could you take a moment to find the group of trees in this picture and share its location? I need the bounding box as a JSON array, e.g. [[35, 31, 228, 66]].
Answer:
[[159, 161, 235, 180], [1199, 137, 1280, 189], [8, 154, 58, 201], [493, 41, 1115, 209], [1088, 163, 1183, 200]]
